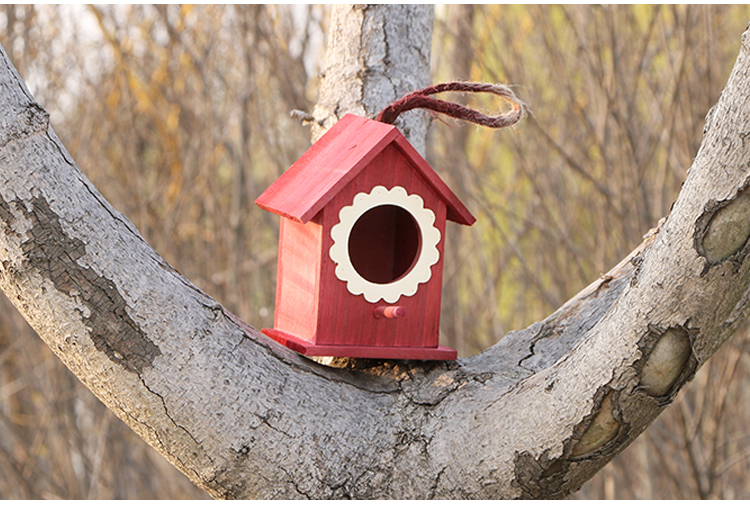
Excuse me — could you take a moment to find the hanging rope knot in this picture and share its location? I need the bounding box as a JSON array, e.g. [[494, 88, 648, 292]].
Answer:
[[376, 81, 529, 129]]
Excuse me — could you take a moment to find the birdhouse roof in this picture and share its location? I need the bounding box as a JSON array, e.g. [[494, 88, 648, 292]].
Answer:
[[256, 114, 476, 226]]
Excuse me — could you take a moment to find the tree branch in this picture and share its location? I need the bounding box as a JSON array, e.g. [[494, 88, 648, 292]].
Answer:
[[2, 11, 750, 500]]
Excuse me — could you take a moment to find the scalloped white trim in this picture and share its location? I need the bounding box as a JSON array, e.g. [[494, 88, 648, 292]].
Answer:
[[329, 186, 441, 304]]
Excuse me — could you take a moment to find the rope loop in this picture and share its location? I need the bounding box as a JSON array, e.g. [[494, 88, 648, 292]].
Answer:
[[376, 81, 528, 129]]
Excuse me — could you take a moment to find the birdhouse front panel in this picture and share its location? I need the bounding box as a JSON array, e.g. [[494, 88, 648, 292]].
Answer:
[[256, 114, 475, 360], [316, 143, 448, 349]]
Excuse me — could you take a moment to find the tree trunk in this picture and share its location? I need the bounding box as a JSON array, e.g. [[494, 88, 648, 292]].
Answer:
[[311, 5, 433, 154], [3, 6, 750, 499]]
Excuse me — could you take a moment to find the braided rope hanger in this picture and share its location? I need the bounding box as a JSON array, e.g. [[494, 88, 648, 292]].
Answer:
[[376, 81, 529, 129]]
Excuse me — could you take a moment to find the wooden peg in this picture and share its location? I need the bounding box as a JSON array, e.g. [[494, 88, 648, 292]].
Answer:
[[373, 306, 406, 319]]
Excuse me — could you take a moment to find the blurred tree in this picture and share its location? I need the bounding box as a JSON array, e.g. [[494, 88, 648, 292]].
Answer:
[[429, 5, 750, 498]]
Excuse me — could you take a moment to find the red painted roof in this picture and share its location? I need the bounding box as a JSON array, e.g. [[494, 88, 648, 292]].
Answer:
[[255, 114, 475, 226]]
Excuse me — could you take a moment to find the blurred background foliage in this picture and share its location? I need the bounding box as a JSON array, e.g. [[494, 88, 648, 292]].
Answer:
[[2, 4, 750, 499]]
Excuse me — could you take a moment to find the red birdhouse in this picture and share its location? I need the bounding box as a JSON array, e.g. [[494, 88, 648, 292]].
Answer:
[[256, 113, 475, 360]]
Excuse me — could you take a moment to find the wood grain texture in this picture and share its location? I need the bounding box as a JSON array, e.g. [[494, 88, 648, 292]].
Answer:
[[273, 216, 322, 342], [390, 135, 475, 226], [256, 114, 398, 223], [256, 114, 475, 226], [265, 138, 455, 355], [260, 113, 472, 358], [317, 143, 448, 349], [263, 328, 457, 360]]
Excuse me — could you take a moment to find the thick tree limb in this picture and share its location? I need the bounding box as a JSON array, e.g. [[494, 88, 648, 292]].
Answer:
[[3, 10, 750, 499], [311, 5, 433, 154]]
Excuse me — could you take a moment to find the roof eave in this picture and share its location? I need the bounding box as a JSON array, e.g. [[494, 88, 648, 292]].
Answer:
[[391, 136, 476, 226]]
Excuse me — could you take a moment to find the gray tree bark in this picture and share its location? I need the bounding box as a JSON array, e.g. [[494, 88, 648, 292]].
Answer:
[[311, 4, 432, 154], [2, 5, 750, 499]]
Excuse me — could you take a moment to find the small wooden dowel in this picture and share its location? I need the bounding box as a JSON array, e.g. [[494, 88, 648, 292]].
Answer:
[[373, 306, 406, 319]]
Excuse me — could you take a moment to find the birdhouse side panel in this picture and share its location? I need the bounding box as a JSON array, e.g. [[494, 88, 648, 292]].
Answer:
[[316, 143, 449, 348], [273, 216, 323, 342]]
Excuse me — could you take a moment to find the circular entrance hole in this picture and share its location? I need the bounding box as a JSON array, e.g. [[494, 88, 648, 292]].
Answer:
[[347, 205, 422, 284]]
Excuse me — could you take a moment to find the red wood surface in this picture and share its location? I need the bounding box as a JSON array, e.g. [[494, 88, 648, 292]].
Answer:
[[255, 114, 398, 223], [258, 114, 476, 359], [263, 328, 457, 360], [373, 306, 406, 319], [316, 143, 448, 349], [273, 216, 322, 341], [391, 135, 476, 226], [255, 114, 475, 226]]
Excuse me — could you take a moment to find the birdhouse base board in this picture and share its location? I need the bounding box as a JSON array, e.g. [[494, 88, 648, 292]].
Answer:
[[262, 328, 457, 360]]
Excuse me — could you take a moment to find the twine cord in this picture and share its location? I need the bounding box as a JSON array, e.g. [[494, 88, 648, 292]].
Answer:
[[376, 81, 528, 129]]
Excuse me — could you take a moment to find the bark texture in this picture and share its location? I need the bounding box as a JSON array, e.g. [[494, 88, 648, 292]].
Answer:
[[311, 4, 432, 154], [3, 10, 750, 499]]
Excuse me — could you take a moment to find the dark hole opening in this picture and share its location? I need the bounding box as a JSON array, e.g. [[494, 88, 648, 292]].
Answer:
[[347, 205, 421, 284]]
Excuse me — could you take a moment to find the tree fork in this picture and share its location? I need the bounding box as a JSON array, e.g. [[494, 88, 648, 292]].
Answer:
[[2, 8, 750, 499]]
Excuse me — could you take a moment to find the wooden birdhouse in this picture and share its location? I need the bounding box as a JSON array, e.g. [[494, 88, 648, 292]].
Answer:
[[256, 113, 475, 360]]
